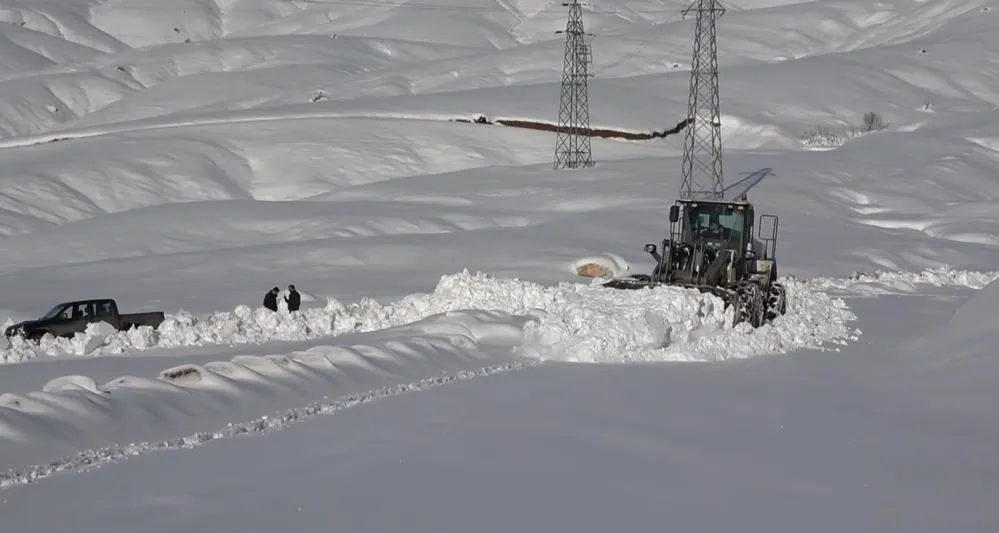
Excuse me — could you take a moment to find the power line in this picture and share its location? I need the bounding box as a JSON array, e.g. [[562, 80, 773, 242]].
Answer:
[[588, 27, 692, 77]]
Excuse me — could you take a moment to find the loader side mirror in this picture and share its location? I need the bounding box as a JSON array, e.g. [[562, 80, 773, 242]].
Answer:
[[758, 214, 778, 240], [758, 214, 779, 258], [668, 205, 679, 223]]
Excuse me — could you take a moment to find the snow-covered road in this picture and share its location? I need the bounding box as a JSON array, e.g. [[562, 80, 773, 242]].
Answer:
[[1, 292, 995, 532], [1, 268, 992, 473]]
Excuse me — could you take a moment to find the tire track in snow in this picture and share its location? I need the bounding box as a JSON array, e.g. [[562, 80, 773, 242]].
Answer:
[[0, 358, 539, 490], [0, 109, 487, 150], [0, 106, 666, 150]]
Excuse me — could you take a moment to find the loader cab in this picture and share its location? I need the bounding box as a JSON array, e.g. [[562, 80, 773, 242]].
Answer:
[[670, 199, 752, 253]]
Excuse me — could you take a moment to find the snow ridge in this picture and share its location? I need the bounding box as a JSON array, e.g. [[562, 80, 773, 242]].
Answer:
[[0, 359, 538, 490], [0, 309, 531, 473], [3, 269, 861, 364], [799, 266, 999, 296]]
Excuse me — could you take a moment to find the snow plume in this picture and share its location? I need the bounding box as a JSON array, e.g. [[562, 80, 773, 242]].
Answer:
[[2, 270, 862, 365]]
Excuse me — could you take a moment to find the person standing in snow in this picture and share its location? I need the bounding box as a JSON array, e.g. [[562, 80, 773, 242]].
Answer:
[[285, 284, 301, 312], [263, 287, 280, 312]]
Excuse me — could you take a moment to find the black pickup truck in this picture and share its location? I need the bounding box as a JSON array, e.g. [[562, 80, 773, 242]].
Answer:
[[4, 298, 165, 343]]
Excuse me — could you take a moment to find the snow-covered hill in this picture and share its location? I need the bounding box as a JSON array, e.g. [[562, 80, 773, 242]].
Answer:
[[0, 0, 997, 314], [0, 0, 998, 529]]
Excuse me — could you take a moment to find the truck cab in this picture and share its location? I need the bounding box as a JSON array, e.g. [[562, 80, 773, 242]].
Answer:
[[39, 299, 120, 322]]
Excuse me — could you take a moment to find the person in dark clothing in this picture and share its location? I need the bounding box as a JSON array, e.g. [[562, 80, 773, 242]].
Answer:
[[263, 287, 280, 311], [285, 284, 301, 312]]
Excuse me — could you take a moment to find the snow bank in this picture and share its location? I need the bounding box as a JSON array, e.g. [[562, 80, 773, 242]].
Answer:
[[0, 308, 533, 476], [863, 275, 999, 423], [2, 270, 859, 365], [900, 275, 999, 378], [799, 266, 999, 296]]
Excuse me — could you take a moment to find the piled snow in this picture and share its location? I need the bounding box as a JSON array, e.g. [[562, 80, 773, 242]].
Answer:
[[2, 270, 859, 365], [9, 267, 990, 366], [0, 308, 534, 473]]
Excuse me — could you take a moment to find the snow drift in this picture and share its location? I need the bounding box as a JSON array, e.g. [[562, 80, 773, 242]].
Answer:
[[892, 274, 999, 397], [0, 308, 533, 476]]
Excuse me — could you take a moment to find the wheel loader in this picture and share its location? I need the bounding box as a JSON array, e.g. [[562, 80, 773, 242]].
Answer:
[[603, 197, 787, 327]]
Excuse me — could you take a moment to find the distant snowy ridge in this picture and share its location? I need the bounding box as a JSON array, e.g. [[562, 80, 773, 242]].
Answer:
[[4, 269, 864, 364]]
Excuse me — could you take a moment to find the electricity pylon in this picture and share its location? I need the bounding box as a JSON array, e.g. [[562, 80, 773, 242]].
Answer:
[[679, 0, 726, 198], [553, 0, 594, 169]]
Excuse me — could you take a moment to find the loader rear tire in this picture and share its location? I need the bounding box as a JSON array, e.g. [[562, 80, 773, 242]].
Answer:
[[764, 283, 787, 323], [734, 281, 765, 328]]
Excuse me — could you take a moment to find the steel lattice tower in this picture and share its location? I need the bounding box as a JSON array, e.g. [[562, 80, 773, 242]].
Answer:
[[679, 0, 726, 199], [553, 0, 593, 169]]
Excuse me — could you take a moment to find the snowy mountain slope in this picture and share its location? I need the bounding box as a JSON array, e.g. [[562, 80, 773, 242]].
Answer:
[[0, 0, 998, 523], [0, 0, 996, 354], [3, 132, 999, 318], [2, 0, 997, 139], [0, 0, 992, 338]]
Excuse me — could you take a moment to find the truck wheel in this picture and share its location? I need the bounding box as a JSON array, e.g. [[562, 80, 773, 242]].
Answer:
[[27, 331, 45, 344]]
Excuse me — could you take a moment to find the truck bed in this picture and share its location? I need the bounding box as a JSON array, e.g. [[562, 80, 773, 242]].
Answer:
[[118, 312, 166, 330]]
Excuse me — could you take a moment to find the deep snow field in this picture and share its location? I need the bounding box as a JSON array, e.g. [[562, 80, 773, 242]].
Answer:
[[0, 0, 998, 530]]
